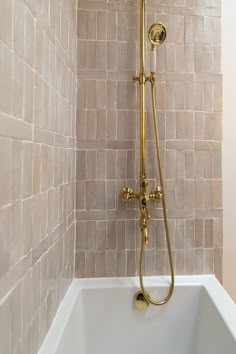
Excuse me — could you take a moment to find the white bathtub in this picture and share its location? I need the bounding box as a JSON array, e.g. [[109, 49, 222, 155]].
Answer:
[[39, 276, 236, 354]]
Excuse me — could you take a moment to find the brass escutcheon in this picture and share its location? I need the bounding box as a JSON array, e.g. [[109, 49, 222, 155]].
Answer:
[[134, 291, 150, 310]]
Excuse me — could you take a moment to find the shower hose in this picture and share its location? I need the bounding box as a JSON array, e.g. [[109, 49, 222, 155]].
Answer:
[[139, 77, 175, 305]]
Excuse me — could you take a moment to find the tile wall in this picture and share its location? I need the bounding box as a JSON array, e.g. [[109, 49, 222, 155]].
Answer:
[[0, 0, 77, 353], [75, 0, 223, 281]]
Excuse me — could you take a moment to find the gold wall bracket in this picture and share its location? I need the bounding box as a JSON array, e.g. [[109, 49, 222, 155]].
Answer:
[[132, 73, 153, 84]]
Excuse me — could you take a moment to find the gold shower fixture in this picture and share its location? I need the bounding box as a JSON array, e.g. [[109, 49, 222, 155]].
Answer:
[[120, 0, 174, 309]]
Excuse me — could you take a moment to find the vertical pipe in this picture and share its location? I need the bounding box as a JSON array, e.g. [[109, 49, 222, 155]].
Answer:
[[140, 0, 146, 186], [140, 0, 145, 74]]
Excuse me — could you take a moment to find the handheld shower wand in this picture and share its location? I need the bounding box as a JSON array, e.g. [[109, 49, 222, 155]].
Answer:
[[148, 22, 167, 73]]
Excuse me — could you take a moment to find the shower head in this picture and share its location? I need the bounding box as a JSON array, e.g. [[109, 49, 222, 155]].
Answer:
[[148, 22, 167, 47]]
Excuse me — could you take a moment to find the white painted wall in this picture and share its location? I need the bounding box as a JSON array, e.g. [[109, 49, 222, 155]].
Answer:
[[222, 1, 236, 302]]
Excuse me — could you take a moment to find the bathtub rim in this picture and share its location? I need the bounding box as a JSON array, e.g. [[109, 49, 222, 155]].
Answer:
[[38, 275, 236, 354]]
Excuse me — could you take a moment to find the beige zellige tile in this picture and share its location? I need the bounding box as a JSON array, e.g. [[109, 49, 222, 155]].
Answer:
[[0, 0, 13, 47], [195, 180, 205, 209], [175, 15, 185, 44], [166, 111, 175, 139], [204, 219, 213, 248], [175, 250, 184, 275], [14, 0, 25, 58], [11, 201, 23, 264], [213, 218, 223, 248], [205, 248, 214, 274], [213, 179, 222, 209], [184, 249, 195, 275], [195, 249, 204, 274], [25, 8, 35, 67], [117, 251, 127, 277], [12, 55, 24, 119], [212, 17, 221, 44], [0, 43, 13, 115], [185, 81, 195, 110], [86, 110, 97, 140], [24, 65, 34, 123], [34, 22, 43, 74], [97, 11, 107, 40], [0, 138, 12, 208], [175, 82, 185, 110], [0, 296, 11, 354], [204, 150, 212, 178], [195, 219, 204, 248], [75, 251, 85, 278], [194, 16, 204, 44], [0, 206, 12, 278], [213, 82, 222, 112], [86, 181, 96, 210], [195, 44, 204, 73], [107, 10, 117, 41], [96, 110, 107, 140], [212, 149, 222, 179], [194, 82, 204, 111], [86, 41, 96, 69], [32, 144, 41, 195], [185, 150, 194, 179], [204, 16, 213, 44], [184, 180, 195, 209], [213, 112, 222, 141], [95, 251, 106, 277], [204, 180, 213, 210], [214, 248, 223, 283], [106, 251, 117, 277], [175, 219, 184, 250], [204, 83, 213, 112], [85, 252, 95, 278], [195, 151, 204, 178], [96, 221, 106, 251], [175, 44, 185, 73], [22, 269, 33, 338], [11, 140, 23, 202]]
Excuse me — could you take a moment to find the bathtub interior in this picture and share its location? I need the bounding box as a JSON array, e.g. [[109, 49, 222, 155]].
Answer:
[[79, 285, 202, 354], [192, 288, 236, 354], [39, 277, 236, 354], [78, 286, 235, 354]]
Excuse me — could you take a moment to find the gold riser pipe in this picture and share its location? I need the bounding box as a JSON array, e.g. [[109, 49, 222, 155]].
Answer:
[[140, 0, 146, 187]]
